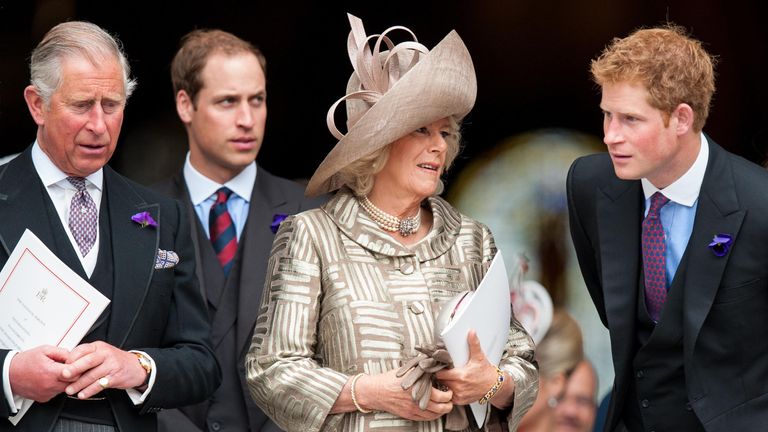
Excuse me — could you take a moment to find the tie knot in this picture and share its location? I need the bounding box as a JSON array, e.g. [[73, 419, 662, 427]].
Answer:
[[67, 176, 87, 192], [214, 187, 233, 205], [648, 192, 670, 216]]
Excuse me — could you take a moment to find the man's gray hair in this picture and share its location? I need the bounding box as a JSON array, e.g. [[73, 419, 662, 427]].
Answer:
[[30, 21, 137, 104]]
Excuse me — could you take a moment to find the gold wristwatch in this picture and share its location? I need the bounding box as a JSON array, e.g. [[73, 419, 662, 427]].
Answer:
[[133, 352, 152, 384]]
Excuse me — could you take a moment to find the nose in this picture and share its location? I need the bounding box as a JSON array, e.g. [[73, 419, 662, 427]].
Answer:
[[603, 116, 622, 146], [86, 105, 107, 135], [429, 133, 448, 153], [236, 103, 255, 129]]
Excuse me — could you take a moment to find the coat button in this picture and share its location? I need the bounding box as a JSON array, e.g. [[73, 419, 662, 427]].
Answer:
[[636, 370, 645, 379], [641, 399, 649, 408], [401, 263, 414, 275], [685, 402, 693, 411], [409, 302, 425, 314], [211, 421, 221, 431]]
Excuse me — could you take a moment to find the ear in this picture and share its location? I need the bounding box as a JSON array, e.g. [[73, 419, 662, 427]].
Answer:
[[24, 85, 46, 126], [176, 90, 195, 124], [671, 103, 695, 135]]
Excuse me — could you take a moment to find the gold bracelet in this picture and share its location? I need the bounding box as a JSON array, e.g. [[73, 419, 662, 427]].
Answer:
[[350, 373, 372, 413], [478, 366, 505, 405]]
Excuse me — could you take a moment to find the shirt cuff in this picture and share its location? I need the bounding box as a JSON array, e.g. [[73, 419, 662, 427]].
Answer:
[[2, 351, 23, 415], [125, 350, 157, 405]]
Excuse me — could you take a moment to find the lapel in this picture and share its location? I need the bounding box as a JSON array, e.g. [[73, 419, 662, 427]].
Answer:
[[681, 140, 744, 366], [175, 169, 237, 347], [0, 148, 58, 260], [597, 175, 643, 386], [103, 166, 160, 348], [235, 168, 291, 355], [169, 171, 208, 302]]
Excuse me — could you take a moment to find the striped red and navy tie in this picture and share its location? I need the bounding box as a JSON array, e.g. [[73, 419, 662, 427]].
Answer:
[[209, 187, 238, 276]]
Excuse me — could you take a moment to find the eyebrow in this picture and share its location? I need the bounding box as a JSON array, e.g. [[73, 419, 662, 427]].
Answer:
[[66, 94, 125, 104]]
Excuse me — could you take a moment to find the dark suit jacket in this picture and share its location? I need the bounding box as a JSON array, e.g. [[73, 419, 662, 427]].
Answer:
[[567, 138, 768, 432], [0, 147, 221, 432], [154, 166, 325, 432]]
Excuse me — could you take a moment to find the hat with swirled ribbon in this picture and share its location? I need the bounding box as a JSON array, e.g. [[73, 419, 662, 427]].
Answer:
[[305, 13, 477, 197]]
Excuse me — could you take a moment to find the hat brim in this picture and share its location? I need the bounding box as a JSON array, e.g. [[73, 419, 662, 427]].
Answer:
[[306, 30, 477, 197]]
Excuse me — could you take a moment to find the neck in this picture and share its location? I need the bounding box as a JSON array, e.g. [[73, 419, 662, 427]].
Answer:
[[189, 151, 242, 185], [650, 132, 701, 189], [366, 188, 423, 219]]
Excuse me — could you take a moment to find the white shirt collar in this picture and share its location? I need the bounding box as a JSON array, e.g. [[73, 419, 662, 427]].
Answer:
[[641, 132, 709, 207], [183, 152, 256, 205], [31, 140, 103, 190]]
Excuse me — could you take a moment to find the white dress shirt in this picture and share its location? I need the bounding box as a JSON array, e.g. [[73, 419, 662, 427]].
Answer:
[[641, 132, 709, 284], [183, 152, 255, 240], [31, 142, 103, 276]]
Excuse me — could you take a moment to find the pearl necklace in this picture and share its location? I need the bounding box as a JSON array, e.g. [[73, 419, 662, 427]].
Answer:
[[359, 195, 421, 236]]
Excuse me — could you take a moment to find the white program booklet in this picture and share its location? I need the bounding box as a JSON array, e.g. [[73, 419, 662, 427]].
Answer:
[[440, 251, 511, 428], [0, 229, 110, 425]]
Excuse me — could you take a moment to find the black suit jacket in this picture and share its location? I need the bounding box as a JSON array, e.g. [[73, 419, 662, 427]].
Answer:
[[154, 166, 325, 432], [0, 147, 221, 432], [567, 137, 768, 431]]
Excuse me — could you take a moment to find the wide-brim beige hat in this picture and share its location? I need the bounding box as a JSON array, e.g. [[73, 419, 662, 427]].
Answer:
[[305, 13, 477, 197]]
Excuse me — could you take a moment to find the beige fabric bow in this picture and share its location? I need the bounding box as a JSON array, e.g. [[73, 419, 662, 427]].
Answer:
[[396, 343, 469, 430]]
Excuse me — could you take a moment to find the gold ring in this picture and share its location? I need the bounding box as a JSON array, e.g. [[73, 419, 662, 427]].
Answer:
[[98, 377, 110, 389]]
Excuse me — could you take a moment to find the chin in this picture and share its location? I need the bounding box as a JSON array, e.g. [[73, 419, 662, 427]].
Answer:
[[416, 187, 437, 199], [613, 167, 642, 181], [227, 156, 257, 169]]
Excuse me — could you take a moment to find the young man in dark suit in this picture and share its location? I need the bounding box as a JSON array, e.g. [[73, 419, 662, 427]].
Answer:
[[154, 30, 325, 432], [0, 21, 220, 431], [568, 25, 768, 432]]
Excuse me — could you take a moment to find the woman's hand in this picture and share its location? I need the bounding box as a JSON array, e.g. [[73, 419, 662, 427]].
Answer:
[[346, 368, 454, 421], [435, 330, 513, 406]]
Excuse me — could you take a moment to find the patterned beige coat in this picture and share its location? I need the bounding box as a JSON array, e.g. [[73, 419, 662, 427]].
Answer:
[[246, 189, 538, 431]]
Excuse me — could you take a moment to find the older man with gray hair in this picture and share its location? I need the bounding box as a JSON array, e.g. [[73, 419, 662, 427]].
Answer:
[[0, 21, 220, 432]]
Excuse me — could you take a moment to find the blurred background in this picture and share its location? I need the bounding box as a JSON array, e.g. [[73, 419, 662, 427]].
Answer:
[[2, 0, 766, 400]]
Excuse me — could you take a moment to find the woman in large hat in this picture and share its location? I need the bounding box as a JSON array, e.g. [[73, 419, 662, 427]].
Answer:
[[245, 14, 538, 431]]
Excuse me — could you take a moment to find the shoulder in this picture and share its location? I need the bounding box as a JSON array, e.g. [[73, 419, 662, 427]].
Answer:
[[724, 152, 768, 185], [568, 152, 614, 187], [257, 166, 328, 209], [276, 206, 332, 240], [106, 168, 182, 212], [258, 167, 304, 192], [257, 167, 306, 199], [431, 195, 488, 229], [724, 154, 768, 210], [566, 152, 627, 212], [150, 171, 185, 199], [270, 207, 332, 263], [431, 195, 495, 247], [708, 141, 768, 205]]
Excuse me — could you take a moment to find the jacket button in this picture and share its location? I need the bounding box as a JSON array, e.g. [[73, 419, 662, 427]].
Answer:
[[409, 302, 425, 314], [641, 399, 649, 408], [401, 263, 414, 275], [211, 422, 221, 431], [636, 370, 645, 379], [686, 402, 693, 411]]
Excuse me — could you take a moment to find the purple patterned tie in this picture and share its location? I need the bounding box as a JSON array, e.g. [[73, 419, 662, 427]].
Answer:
[[67, 177, 98, 256], [642, 192, 670, 322]]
